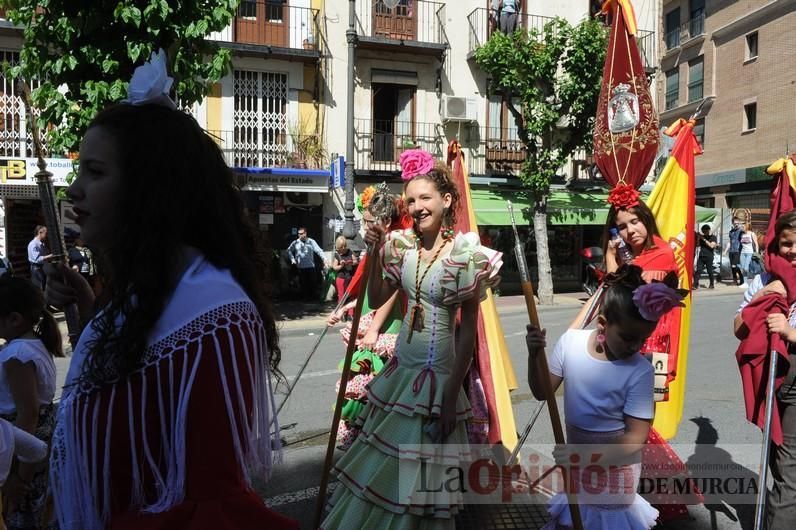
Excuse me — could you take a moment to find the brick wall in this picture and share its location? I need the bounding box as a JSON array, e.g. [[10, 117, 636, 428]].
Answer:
[[658, 1, 796, 176]]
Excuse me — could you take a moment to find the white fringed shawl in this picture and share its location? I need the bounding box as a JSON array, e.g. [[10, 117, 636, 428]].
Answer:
[[50, 257, 280, 530]]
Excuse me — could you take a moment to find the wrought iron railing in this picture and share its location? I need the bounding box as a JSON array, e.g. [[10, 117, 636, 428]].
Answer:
[[688, 81, 703, 103], [689, 12, 705, 38], [665, 90, 678, 111], [207, 129, 326, 170], [467, 8, 553, 54], [354, 119, 445, 173], [636, 29, 656, 71], [356, 0, 446, 45], [208, 2, 320, 51], [664, 13, 705, 51]]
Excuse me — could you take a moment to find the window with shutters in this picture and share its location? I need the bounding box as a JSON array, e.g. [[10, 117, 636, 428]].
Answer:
[[233, 70, 288, 168], [0, 50, 45, 158]]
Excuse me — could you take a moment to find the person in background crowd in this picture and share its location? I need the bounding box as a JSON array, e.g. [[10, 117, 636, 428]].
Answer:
[[694, 224, 717, 289], [287, 227, 328, 302], [723, 216, 745, 286], [739, 222, 759, 289], [0, 252, 12, 279], [331, 236, 358, 321], [499, 0, 521, 34], [67, 233, 95, 285], [489, 0, 500, 32], [26, 227, 51, 291]]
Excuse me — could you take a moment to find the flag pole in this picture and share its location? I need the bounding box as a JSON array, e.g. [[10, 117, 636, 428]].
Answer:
[[19, 79, 82, 347], [753, 345, 779, 530], [313, 244, 374, 528], [508, 201, 583, 530]]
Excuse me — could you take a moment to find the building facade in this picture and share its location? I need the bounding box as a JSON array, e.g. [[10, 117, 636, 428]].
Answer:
[[658, 0, 796, 228], [0, 1, 662, 291]]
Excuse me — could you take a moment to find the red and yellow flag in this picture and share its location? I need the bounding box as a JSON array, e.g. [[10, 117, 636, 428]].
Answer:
[[645, 119, 701, 439], [593, 0, 659, 189], [448, 140, 518, 448], [763, 157, 796, 302]]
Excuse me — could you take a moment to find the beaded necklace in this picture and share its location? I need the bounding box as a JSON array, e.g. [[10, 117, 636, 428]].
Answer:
[[406, 237, 450, 343]]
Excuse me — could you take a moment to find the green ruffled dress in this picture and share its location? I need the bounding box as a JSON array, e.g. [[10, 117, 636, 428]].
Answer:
[[322, 229, 503, 530]]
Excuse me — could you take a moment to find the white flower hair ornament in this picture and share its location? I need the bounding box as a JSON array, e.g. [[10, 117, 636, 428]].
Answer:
[[122, 49, 176, 110]]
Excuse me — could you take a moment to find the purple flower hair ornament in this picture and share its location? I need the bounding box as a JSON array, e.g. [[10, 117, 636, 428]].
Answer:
[[632, 282, 686, 322], [399, 149, 435, 182]]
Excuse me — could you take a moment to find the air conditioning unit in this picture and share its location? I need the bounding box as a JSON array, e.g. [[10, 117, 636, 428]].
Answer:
[[284, 192, 322, 207], [442, 96, 478, 122]]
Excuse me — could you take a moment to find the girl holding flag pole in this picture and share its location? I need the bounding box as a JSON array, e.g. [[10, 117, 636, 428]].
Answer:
[[735, 159, 796, 529]]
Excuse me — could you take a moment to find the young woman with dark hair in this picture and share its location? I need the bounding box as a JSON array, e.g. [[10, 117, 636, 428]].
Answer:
[[42, 53, 295, 530]]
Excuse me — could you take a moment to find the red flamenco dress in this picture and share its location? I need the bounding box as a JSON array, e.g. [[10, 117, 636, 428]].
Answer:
[[49, 256, 298, 530], [634, 237, 704, 521]]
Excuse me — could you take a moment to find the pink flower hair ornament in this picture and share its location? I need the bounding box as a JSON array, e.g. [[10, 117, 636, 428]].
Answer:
[[632, 282, 687, 322], [399, 148, 435, 182]]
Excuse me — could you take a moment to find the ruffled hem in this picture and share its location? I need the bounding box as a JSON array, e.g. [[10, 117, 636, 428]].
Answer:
[[366, 362, 472, 420], [322, 487, 455, 530], [381, 229, 417, 288], [440, 232, 502, 304], [350, 405, 471, 463], [541, 492, 659, 530]]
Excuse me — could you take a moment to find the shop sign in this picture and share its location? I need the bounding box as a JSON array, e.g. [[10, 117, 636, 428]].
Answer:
[[695, 165, 773, 189], [241, 173, 329, 193], [0, 157, 73, 187]]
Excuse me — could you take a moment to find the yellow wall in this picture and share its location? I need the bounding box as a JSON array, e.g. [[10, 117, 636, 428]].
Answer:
[[206, 82, 222, 134]]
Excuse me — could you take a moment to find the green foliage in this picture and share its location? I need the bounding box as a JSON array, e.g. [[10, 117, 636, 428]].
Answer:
[[475, 17, 608, 201], [3, 0, 239, 155]]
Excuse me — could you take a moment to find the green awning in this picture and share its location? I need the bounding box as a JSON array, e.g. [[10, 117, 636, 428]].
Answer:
[[470, 188, 719, 226]]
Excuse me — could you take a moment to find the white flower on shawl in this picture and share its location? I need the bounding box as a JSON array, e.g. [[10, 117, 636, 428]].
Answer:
[[123, 49, 176, 110]]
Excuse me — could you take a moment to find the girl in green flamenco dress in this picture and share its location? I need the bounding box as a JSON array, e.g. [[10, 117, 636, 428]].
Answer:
[[327, 185, 408, 450], [321, 151, 502, 530]]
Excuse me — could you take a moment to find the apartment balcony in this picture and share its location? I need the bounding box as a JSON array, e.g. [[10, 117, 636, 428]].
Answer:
[[355, 0, 448, 57], [353, 119, 445, 176], [664, 13, 706, 53], [466, 8, 553, 58], [636, 29, 657, 74], [208, 129, 326, 171], [208, 2, 320, 63]]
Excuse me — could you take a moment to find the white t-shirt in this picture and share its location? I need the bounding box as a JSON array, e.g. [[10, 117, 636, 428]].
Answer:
[[740, 232, 756, 254], [0, 338, 56, 415], [548, 329, 654, 432], [737, 272, 796, 326]]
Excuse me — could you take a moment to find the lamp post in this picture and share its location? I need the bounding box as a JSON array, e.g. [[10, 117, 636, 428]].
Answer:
[[342, 0, 358, 240], [343, 0, 401, 242]]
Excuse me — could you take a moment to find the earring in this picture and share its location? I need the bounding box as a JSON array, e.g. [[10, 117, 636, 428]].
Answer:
[[441, 226, 454, 240], [596, 330, 606, 354]]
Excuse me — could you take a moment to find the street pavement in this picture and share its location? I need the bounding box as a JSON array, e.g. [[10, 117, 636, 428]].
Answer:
[[49, 282, 762, 529]]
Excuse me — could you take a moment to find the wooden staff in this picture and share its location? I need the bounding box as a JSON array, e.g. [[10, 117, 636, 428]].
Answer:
[[19, 80, 82, 347], [313, 245, 374, 528], [508, 201, 583, 530]]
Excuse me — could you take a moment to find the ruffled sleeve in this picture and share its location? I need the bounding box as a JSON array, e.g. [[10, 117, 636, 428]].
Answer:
[[440, 232, 503, 304], [380, 228, 416, 288]]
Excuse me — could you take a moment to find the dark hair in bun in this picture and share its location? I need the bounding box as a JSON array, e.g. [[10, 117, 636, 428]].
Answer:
[[600, 264, 678, 324]]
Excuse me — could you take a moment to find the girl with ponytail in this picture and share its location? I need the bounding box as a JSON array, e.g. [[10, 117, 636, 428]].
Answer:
[[0, 277, 62, 529]]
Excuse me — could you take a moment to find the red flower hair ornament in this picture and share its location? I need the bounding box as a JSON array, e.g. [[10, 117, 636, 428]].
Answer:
[[607, 184, 641, 209], [399, 149, 435, 181]]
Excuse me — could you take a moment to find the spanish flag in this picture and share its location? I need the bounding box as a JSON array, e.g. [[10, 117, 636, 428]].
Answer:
[[448, 140, 518, 449], [645, 119, 702, 439]]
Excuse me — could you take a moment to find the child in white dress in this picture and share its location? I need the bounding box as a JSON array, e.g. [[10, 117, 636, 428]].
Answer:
[[527, 265, 686, 529]]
